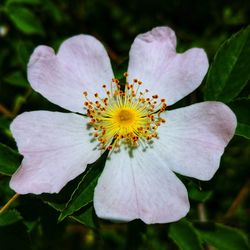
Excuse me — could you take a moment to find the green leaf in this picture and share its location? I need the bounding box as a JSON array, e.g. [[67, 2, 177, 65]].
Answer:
[[7, 7, 44, 35], [70, 203, 98, 229], [40, 169, 90, 213], [228, 99, 250, 139], [0, 117, 10, 130], [45, 200, 66, 212], [189, 190, 212, 203], [0, 143, 22, 176], [187, 182, 212, 202], [58, 152, 107, 221], [236, 123, 250, 139], [16, 41, 33, 68], [169, 219, 203, 250], [42, 0, 64, 23], [6, 0, 40, 6], [205, 26, 250, 102], [194, 222, 250, 250], [4, 71, 29, 88], [0, 210, 22, 226]]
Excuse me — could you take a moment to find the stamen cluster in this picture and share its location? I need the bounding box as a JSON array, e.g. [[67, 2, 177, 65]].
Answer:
[[83, 73, 167, 151]]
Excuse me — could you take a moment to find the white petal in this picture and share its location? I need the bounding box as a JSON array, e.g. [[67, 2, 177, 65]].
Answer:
[[127, 26, 209, 105], [154, 102, 237, 180], [10, 111, 100, 194], [94, 146, 189, 224], [28, 35, 114, 113]]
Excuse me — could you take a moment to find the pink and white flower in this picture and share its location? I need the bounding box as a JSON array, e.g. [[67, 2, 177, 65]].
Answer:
[[10, 27, 236, 224]]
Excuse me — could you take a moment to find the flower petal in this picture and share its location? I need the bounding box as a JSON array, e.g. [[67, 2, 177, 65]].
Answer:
[[94, 147, 189, 224], [10, 111, 100, 194], [154, 102, 237, 180], [127, 26, 209, 105], [28, 35, 114, 113]]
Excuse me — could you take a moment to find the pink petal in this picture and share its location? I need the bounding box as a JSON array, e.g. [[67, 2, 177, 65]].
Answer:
[[154, 102, 237, 180], [94, 147, 189, 224], [28, 35, 114, 113], [10, 111, 100, 194], [127, 26, 209, 105]]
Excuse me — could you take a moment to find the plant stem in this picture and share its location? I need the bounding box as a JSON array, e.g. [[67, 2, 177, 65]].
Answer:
[[224, 179, 250, 219], [0, 104, 13, 118], [198, 203, 207, 222], [0, 193, 20, 214]]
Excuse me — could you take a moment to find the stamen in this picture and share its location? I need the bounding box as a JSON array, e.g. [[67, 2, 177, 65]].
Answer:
[[83, 73, 167, 151]]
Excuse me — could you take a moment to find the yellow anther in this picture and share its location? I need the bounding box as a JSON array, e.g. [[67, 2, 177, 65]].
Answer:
[[82, 72, 167, 150]]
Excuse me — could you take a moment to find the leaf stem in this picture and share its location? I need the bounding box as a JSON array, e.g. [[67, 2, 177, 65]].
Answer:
[[0, 193, 20, 214], [197, 203, 207, 222], [0, 104, 13, 118], [224, 179, 250, 219]]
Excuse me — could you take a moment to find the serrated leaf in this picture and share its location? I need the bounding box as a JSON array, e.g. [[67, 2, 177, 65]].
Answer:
[[169, 219, 203, 250], [205, 26, 250, 102], [70, 203, 98, 229], [194, 222, 250, 250], [228, 99, 250, 139], [4, 71, 29, 88], [0, 210, 22, 226], [7, 7, 44, 35], [0, 143, 22, 176], [58, 153, 107, 221]]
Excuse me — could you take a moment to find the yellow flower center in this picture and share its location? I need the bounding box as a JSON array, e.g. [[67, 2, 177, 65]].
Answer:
[[83, 73, 167, 151], [116, 109, 136, 125]]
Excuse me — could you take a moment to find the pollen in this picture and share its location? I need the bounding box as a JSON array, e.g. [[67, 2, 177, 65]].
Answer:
[[83, 73, 167, 151]]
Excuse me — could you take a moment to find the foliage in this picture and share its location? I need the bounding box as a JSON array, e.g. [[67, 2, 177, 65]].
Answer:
[[0, 0, 250, 249]]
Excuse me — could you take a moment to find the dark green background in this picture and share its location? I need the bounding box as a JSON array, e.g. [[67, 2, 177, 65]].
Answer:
[[0, 0, 249, 249]]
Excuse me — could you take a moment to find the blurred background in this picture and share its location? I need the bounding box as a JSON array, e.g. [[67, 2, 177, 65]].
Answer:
[[0, 0, 249, 249]]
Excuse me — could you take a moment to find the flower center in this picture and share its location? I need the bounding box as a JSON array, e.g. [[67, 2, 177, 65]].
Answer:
[[116, 109, 135, 125], [83, 73, 167, 151]]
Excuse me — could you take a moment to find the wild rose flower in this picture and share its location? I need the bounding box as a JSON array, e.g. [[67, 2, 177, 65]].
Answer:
[[10, 27, 236, 224]]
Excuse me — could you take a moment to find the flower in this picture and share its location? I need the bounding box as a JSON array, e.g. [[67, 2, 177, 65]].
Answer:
[[10, 27, 236, 224]]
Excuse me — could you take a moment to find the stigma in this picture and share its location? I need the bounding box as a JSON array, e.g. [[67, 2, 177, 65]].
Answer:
[[83, 73, 167, 151]]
